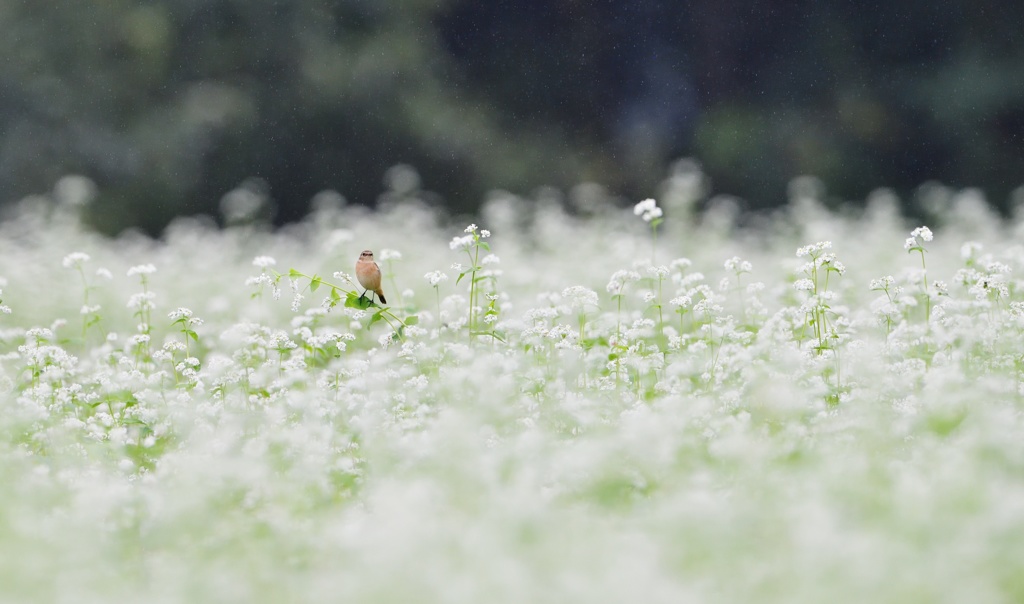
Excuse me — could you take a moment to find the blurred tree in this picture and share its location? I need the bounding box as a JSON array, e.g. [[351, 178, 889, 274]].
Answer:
[[0, 0, 1022, 233], [0, 0, 592, 233]]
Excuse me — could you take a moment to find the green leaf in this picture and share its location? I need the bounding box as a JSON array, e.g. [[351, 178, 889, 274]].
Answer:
[[456, 271, 470, 285], [404, 315, 420, 326], [310, 276, 321, 292], [288, 268, 303, 278], [478, 241, 491, 252], [367, 310, 383, 328], [330, 287, 341, 301], [186, 330, 199, 342], [345, 293, 372, 310]]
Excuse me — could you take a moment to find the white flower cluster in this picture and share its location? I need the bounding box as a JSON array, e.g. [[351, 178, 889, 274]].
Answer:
[[633, 198, 663, 223], [905, 225, 933, 250], [724, 256, 752, 273], [424, 270, 449, 287], [62, 252, 90, 269], [127, 263, 157, 276], [796, 241, 832, 257], [562, 286, 599, 310], [606, 269, 641, 294], [449, 234, 474, 251]]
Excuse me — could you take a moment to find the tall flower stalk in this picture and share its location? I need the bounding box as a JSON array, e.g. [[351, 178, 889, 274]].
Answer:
[[450, 224, 492, 342], [905, 226, 933, 323], [634, 198, 663, 264]]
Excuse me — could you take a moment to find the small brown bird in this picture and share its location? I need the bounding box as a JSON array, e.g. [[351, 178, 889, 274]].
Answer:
[[355, 249, 387, 305]]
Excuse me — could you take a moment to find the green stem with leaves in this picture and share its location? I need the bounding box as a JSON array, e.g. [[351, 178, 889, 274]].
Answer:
[[918, 249, 930, 323], [284, 270, 416, 340]]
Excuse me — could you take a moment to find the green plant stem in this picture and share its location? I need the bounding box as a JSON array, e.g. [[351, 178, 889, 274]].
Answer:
[[466, 246, 480, 341], [286, 270, 406, 340], [919, 249, 930, 323], [657, 276, 664, 337], [651, 223, 657, 265], [435, 286, 442, 332], [76, 265, 90, 339], [615, 294, 623, 389]]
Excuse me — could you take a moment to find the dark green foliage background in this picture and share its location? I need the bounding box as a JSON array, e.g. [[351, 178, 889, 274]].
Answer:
[[1, 0, 1022, 232]]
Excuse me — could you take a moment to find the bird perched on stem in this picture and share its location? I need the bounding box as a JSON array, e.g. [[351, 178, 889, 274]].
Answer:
[[356, 250, 387, 305]]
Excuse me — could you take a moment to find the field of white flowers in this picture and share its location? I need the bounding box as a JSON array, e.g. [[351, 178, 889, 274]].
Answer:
[[1, 172, 1024, 603]]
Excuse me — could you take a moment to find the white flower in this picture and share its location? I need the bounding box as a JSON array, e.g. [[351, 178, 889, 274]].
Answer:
[[126, 292, 155, 313], [127, 264, 156, 276], [425, 271, 449, 287], [168, 308, 193, 321], [62, 252, 90, 268], [480, 229, 491, 238], [380, 249, 402, 261], [464, 224, 478, 234], [127, 262, 155, 276], [910, 226, 933, 242], [606, 269, 641, 293], [634, 198, 656, 215], [449, 235, 474, 251], [692, 299, 722, 315], [869, 276, 895, 290], [986, 261, 1011, 274], [670, 258, 693, 271], [25, 327, 54, 341], [633, 198, 663, 222], [163, 341, 186, 353], [904, 237, 917, 250], [525, 308, 558, 322], [794, 279, 815, 291], [252, 256, 277, 268], [562, 286, 599, 309], [724, 257, 752, 273], [246, 274, 273, 288], [796, 241, 832, 257]]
